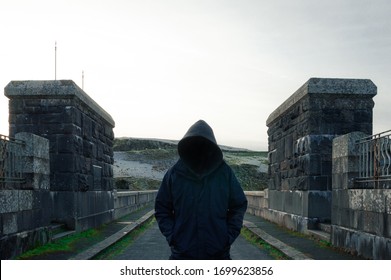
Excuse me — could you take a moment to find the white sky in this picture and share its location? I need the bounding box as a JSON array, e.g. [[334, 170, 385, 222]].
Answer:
[[1, 0, 390, 150]]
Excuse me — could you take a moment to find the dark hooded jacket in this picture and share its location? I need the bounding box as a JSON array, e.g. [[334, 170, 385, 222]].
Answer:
[[155, 120, 248, 259]]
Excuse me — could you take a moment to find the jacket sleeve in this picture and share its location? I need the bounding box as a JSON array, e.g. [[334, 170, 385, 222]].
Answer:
[[154, 170, 175, 245], [227, 168, 248, 245]]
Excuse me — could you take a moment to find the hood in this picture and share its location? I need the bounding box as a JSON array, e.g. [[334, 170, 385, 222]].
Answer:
[[178, 120, 223, 176]]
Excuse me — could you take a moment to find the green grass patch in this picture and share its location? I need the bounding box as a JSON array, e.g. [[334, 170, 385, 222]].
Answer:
[[240, 227, 290, 260], [16, 228, 100, 260], [15, 204, 155, 260], [93, 217, 156, 260], [317, 239, 332, 248], [276, 225, 333, 249], [115, 176, 161, 191]]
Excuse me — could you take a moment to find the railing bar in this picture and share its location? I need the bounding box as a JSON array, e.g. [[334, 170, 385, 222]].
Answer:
[[356, 130, 391, 188], [356, 131, 391, 145], [0, 135, 25, 185], [381, 138, 386, 176], [388, 145, 390, 177]]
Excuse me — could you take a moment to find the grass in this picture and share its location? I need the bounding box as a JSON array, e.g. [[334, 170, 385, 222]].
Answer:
[[15, 204, 155, 260], [92, 217, 156, 260], [125, 148, 178, 162], [317, 239, 332, 249], [115, 176, 161, 190], [277, 225, 333, 249], [15, 228, 100, 260], [240, 227, 290, 260]]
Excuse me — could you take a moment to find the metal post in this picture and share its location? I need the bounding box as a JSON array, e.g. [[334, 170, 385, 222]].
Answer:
[[55, 41, 57, 80]]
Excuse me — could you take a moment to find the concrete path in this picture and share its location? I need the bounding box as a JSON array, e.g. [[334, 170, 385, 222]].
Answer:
[[71, 203, 364, 260], [113, 220, 170, 260], [113, 220, 274, 260]]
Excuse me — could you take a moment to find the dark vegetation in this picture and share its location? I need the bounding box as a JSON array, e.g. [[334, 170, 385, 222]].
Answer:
[[114, 137, 178, 151], [114, 138, 269, 191], [115, 177, 161, 191], [229, 163, 268, 191], [15, 205, 154, 260]]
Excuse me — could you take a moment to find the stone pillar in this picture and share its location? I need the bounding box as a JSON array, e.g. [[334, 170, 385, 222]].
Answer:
[[5, 80, 115, 231], [266, 78, 377, 231]]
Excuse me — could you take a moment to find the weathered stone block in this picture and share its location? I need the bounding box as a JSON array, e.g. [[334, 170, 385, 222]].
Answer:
[[51, 154, 75, 173], [17, 209, 34, 232], [0, 190, 19, 213], [51, 172, 78, 191], [51, 191, 75, 227], [18, 190, 33, 211], [58, 135, 83, 154], [360, 211, 383, 235], [2, 213, 17, 234], [78, 174, 92, 192], [332, 132, 367, 159], [321, 159, 332, 176], [102, 178, 114, 191], [331, 205, 341, 226], [103, 163, 113, 177], [268, 190, 284, 212], [362, 189, 389, 213], [386, 214, 391, 238], [309, 176, 330, 191], [296, 176, 309, 191], [332, 189, 350, 209], [307, 191, 331, 219], [284, 190, 307, 216], [15, 132, 49, 159], [93, 165, 102, 191], [339, 208, 352, 227], [83, 140, 95, 157]]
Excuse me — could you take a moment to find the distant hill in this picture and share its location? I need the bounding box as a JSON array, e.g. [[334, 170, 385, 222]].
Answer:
[[113, 137, 269, 191], [114, 137, 178, 151], [114, 137, 253, 152]]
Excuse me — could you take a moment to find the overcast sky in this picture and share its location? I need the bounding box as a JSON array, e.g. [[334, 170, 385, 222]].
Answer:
[[1, 0, 390, 150]]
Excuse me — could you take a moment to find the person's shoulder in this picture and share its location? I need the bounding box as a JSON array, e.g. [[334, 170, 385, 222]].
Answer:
[[219, 160, 240, 181], [220, 160, 233, 172]]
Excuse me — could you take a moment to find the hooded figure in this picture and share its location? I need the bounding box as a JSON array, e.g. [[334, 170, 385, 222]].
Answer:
[[155, 120, 248, 259]]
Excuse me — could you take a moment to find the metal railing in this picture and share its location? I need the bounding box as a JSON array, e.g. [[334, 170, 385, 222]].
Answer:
[[0, 134, 25, 187], [356, 130, 391, 188]]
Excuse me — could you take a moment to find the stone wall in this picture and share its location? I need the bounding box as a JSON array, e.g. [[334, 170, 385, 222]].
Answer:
[[5, 80, 115, 231], [266, 78, 377, 232], [114, 190, 158, 219], [0, 133, 51, 259], [245, 191, 268, 217], [332, 132, 391, 259]]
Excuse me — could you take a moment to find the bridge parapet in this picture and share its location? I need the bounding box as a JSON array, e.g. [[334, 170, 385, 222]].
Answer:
[[5, 80, 115, 231], [266, 78, 377, 232], [244, 191, 268, 217], [114, 190, 158, 219]]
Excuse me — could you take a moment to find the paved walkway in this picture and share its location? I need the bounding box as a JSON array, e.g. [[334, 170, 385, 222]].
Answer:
[[113, 220, 274, 260], [243, 214, 362, 260], [71, 203, 364, 260]]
